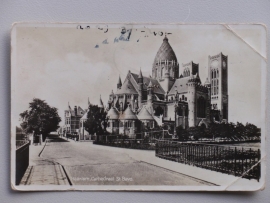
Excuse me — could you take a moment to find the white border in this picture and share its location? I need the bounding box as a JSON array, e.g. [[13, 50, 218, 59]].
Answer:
[[10, 23, 267, 191]]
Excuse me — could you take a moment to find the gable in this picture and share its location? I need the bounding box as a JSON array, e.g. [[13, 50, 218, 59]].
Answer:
[[130, 72, 165, 95], [168, 77, 190, 95], [115, 77, 138, 95]]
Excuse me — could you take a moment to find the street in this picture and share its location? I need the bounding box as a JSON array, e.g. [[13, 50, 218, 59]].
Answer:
[[23, 134, 214, 186]]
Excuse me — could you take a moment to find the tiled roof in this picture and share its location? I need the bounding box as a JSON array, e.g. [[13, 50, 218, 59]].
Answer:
[[153, 36, 177, 63], [137, 106, 154, 120], [119, 106, 137, 120], [66, 106, 85, 117], [168, 77, 190, 95], [131, 73, 165, 95], [107, 107, 119, 119], [115, 78, 138, 95]]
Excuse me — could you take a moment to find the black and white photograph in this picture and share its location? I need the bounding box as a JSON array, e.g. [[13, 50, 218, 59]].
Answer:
[[11, 23, 266, 191]]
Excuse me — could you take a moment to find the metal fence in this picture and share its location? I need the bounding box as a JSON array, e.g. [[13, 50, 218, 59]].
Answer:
[[16, 141, 30, 185], [155, 141, 261, 181], [94, 139, 156, 150]]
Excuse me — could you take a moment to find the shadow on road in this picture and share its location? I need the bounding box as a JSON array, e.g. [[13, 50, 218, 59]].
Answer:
[[46, 134, 69, 142]]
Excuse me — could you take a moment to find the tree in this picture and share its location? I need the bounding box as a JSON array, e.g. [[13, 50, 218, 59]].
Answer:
[[83, 105, 108, 137], [19, 98, 61, 141], [176, 125, 189, 141], [245, 123, 261, 138]]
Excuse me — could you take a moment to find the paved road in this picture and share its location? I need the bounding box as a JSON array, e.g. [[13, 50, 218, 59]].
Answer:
[[40, 135, 213, 186]]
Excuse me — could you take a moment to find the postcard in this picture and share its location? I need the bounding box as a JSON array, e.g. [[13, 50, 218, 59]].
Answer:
[[11, 23, 266, 191]]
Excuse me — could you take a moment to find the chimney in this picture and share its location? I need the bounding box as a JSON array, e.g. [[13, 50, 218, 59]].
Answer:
[[74, 106, 77, 116]]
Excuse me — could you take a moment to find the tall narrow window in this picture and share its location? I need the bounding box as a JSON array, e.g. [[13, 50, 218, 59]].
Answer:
[[197, 97, 206, 118], [217, 79, 218, 94]]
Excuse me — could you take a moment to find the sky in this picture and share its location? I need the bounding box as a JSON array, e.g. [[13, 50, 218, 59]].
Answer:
[[12, 24, 266, 127]]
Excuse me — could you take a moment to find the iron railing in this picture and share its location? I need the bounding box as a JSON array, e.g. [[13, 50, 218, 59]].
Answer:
[[155, 141, 261, 181]]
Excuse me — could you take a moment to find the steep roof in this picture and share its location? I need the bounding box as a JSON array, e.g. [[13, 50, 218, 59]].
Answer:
[[168, 77, 190, 95], [131, 73, 165, 95], [77, 106, 85, 116], [66, 105, 85, 117], [137, 106, 154, 120], [153, 36, 177, 63], [107, 107, 119, 119], [119, 106, 137, 120], [81, 109, 88, 120], [98, 96, 104, 108], [115, 78, 138, 95], [117, 75, 122, 86]]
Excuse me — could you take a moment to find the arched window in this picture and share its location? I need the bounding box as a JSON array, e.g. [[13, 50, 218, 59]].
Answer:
[[211, 70, 214, 79], [214, 79, 216, 95], [154, 106, 164, 116], [197, 97, 206, 118], [177, 106, 183, 116], [217, 70, 219, 78], [211, 80, 214, 95], [161, 67, 164, 77], [216, 79, 218, 94], [214, 70, 216, 78], [185, 107, 188, 116]]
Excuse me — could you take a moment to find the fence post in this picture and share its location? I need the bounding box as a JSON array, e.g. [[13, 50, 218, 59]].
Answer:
[[213, 146, 216, 169], [241, 148, 244, 176], [234, 147, 237, 176], [257, 149, 261, 182]]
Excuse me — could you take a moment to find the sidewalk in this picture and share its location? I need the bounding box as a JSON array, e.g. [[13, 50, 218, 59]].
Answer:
[[20, 141, 69, 185], [89, 143, 260, 190]]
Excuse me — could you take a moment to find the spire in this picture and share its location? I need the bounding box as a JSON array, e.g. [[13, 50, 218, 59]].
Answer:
[[68, 102, 71, 110], [138, 68, 143, 79], [117, 75, 122, 89], [98, 95, 104, 108], [148, 80, 153, 88], [138, 68, 143, 84], [163, 34, 168, 41], [88, 97, 91, 107]]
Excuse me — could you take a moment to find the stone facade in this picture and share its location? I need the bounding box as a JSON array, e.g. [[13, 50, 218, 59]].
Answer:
[[104, 36, 229, 137]]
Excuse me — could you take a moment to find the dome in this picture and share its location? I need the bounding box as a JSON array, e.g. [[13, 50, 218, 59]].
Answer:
[[153, 36, 177, 64], [119, 105, 137, 120], [107, 107, 119, 119]]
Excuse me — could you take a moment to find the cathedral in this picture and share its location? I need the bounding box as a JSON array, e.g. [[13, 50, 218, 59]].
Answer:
[[104, 35, 229, 137]]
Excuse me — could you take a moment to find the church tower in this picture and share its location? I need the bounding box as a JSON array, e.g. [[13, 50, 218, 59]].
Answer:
[[187, 75, 196, 127], [138, 68, 143, 108], [152, 35, 179, 93], [208, 53, 228, 121]]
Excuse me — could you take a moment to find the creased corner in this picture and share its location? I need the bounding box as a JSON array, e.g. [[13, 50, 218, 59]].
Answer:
[[224, 155, 266, 190], [223, 24, 267, 62]]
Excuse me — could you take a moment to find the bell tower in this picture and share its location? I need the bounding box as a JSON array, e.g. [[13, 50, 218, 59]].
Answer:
[[208, 52, 228, 121]]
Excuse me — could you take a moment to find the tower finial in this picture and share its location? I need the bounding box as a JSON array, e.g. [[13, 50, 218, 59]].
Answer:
[[148, 80, 153, 88], [98, 95, 104, 108], [117, 75, 122, 89], [88, 97, 91, 107], [163, 34, 168, 41], [138, 68, 143, 79]]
